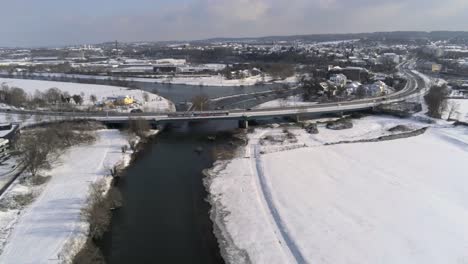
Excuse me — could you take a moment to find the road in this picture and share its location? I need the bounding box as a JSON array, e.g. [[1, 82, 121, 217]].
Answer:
[[0, 60, 425, 124]]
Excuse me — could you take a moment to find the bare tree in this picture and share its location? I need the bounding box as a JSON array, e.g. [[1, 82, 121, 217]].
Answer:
[[128, 137, 138, 152], [72, 94, 83, 105], [143, 92, 150, 103], [446, 101, 460, 120], [424, 85, 449, 118], [191, 95, 210, 111], [121, 145, 128, 153], [0, 86, 27, 107], [15, 122, 97, 182], [356, 87, 368, 98], [81, 180, 111, 240], [45, 87, 62, 105], [8, 87, 27, 107], [32, 90, 46, 107], [107, 164, 119, 178], [62, 91, 71, 104], [19, 112, 29, 123], [89, 94, 97, 104], [16, 132, 54, 178], [278, 98, 288, 108], [128, 118, 151, 139]]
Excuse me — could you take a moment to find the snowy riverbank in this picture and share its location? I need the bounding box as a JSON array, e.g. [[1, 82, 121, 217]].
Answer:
[[255, 95, 318, 109], [3, 73, 298, 87], [0, 78, 176, 112], [0, 129, 133, 263], [205, 116, 468, 264], [150, 74, 298, 87]]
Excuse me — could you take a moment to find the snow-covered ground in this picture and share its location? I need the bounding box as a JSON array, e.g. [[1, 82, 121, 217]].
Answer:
[[0, 78, 175, 112], [255, 95, 318, 109], [151, 74, 298, 87], [445, 99, 468, 122], [8, 72, 298, 87], [206, 116, 468, 264], [0, 157, 20, 193], [0, 130, 131, 263], [408, 70, 468, 123]]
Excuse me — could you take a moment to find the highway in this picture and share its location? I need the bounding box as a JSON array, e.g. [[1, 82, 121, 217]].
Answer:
[[0, 60, 426, 124]]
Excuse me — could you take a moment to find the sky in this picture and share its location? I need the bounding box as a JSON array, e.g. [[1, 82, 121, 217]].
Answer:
[[0, 0, 467, 47]]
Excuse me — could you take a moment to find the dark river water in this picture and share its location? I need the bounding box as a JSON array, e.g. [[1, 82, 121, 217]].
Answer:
[[0, 73, 281, 108], [136, 81, 279, 104], [101, 120, 239, 264]]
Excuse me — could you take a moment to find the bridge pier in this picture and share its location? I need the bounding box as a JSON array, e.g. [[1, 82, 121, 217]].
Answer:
[[238, 120, 249, 129], [291, 115, 301, 123]]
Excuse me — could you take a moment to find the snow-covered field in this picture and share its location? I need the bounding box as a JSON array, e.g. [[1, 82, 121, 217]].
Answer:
[[0, 130, 131, 263], [0, 78, 175, 112], [206, 116, 468, 264], [14, 72, 298, 87], [445, 99, 468, 122], [255, 95, 318, 109], [151, 74, 298, 87]]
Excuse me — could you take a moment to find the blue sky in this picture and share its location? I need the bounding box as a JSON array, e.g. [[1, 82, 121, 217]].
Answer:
[[1, 0, 467, 47]]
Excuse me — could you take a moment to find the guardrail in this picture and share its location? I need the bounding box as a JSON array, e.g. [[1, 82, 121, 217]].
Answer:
[[0, 61, 423, 122]]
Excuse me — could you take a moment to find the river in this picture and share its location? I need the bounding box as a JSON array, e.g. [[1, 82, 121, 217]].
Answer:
[[0, 73, 283, 109], [101, 120, 239, 264]]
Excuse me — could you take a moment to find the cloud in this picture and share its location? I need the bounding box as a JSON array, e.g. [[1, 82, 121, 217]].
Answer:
[[205, 0, 270, 21], [426, 0, 468, 18], [0, 0, 467, 46]]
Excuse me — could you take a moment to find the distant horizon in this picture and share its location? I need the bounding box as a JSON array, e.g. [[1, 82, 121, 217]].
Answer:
[[1, 0, 467, 47], [2, 30, 468, 49]]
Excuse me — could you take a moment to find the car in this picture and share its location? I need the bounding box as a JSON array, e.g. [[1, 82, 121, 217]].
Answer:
[[130, 109, 143, 113]]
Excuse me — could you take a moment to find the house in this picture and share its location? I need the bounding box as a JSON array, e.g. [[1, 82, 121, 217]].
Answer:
[[345, 81, 362, 95], [98, 95, 135, 107], [116, 96, 135, 105], [329, 74, 347, 87], [329, 66, 369, 82], [362, 81, 386, 96]]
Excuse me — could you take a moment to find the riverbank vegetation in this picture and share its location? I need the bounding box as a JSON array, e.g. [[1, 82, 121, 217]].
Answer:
[[15, 122, 99, 182], [70, 119, 154, 263]]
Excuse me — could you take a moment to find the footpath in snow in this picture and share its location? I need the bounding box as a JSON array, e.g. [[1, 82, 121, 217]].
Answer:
[[206, 116, 468, 264], [0, 130, 129, 263]]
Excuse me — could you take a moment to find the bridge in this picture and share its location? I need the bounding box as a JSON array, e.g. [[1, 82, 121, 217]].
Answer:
[[1, 61, 425, 129]]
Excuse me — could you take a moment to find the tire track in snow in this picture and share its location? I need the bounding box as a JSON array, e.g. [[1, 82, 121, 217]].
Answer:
[[250, 141, 307, 264]]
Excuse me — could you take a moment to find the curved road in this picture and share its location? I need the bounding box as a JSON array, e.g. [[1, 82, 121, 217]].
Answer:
[[0, 60, 425, 123]]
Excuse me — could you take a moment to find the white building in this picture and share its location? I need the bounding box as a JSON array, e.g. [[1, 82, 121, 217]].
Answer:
[[364, 81, 387, 96], [345, 81, 362, 96], [329, 73, 347, 87]]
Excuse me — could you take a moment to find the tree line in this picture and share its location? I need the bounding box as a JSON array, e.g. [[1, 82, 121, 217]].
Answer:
[[0, 83, 95, 109]]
